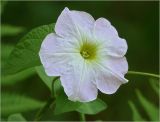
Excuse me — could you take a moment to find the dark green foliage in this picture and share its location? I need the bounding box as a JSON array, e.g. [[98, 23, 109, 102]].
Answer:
[[1, 93, 45, 116], [4, 24, 54, 75]]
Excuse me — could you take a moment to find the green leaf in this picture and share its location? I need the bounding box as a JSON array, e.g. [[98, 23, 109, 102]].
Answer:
[[1, 44, 36, 85], [1, 43, 14, 70], [149, 78, 159, 95], [136, 90, 159, 121], [128, 101, 144, 121], [1, 68, 36, 85], [76, 99, 107, 115], [54, 90, 107, 115], [1, 44, 14, 61], [1, 24, 25, 36], [8, 113, 26, 121], [5, 23, 54, 75], [1, 93, 45, 116], [54, 91, 81, 115]]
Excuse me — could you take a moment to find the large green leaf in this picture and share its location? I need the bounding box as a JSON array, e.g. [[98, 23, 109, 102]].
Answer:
[[1, 24, 25, 36], [76, 98, 107, 115], [1, 93, 45, 116], [1, 44, 14, 62], [1, 44, 36, 85], [5, 23, 54, 75], [8, 113, 26, 121], [128, 101, 144, 121], [136, 90, 159, 121], [54, 90, 107, 115], [1, 44, 14, 70]]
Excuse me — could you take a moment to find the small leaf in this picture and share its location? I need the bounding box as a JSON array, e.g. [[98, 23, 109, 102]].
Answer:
[[5, 23, 54, 75], [8, 113, 26, 121], [1, 93, 45, 116], [136, 90, 159, 121], [128, 101, 144, 121], [76, 99, 107, 115], [1, 24, 25, 36], [54, 90, 81, 115]]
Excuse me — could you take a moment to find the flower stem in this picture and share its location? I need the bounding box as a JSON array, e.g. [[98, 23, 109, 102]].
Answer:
[[34, 97, 54, 121], [79, 113, 86, 122], [127, 71, 160, 78], [51, 76, 60, 97], [34, 77, 60, 121]]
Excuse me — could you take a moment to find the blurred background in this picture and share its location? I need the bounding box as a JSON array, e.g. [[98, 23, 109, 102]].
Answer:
[[1, 1, 159, 121]]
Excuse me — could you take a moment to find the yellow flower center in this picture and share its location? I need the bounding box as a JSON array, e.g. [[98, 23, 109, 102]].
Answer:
[[80, 42, 98, 60]]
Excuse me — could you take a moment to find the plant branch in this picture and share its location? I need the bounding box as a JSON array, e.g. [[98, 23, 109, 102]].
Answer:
[[127, 71, 160, 79], [34, 97, 54, 121], [51, 76, 60, 97]]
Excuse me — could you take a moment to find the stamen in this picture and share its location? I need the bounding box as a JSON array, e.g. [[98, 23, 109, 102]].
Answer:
[[80, 51, 90, 59]]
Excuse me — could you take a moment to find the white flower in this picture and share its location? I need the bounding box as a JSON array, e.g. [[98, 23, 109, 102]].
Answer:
[[39, 7, 128, 102]]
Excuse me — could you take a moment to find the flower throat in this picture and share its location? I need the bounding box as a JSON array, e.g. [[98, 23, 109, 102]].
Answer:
[[80, 42, 97, 60]]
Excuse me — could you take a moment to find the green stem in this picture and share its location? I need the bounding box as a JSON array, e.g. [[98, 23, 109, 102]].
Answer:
[[51, 76, 60, 97], [34, 97, 54, 121], [79, 113, 86, 122], [34, 77, 60, 121], [127, 71, 160, 78]]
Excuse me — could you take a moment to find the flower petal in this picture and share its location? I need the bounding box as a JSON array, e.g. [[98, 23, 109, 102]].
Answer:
[[93, 62, 128, 94], [94, 18, 128, 57], [96, 70, 122, 94], [94, 18, 118, 39], [40, 33, 79, 53], [71, 10, 95, 34], [39, 33, 78, 76], [55, 7, 95, 39], [39, 53, 73, 76], [60, 58, 98, 102], [104, 56, 128, 76]]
